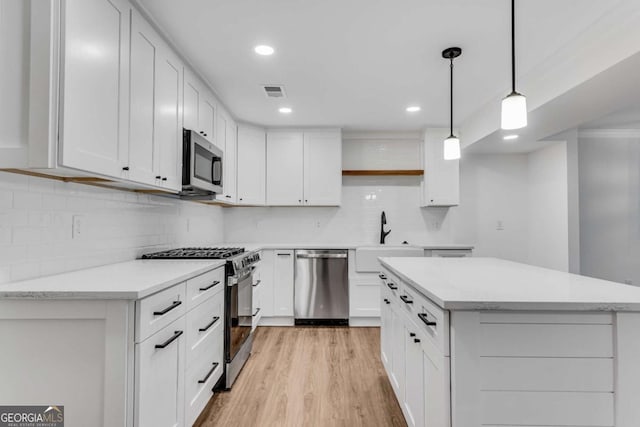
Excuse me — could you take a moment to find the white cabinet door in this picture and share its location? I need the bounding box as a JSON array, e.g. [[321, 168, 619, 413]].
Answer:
[[237, 125, 266, 205], [390, 302, 405, 401], [154, 47, 182, 191], [303, 131, 342, 205], [404, 324, 425, 427], [199, 94, 216, 143], [60, 0, 130, 178], [380, 292, 393, 369], [273, 250, 294, 316], [224, 118, 237, 201], [266, 132, 304, 205], [258, 251, 274, 317], [422, 129, 459, 207], [136, 316, 186, 427], [128, 10, 158, 186], [183, 70, 200, 132]]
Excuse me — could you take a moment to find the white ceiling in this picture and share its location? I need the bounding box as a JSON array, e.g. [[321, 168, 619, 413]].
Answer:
[[138, 0, 620, 131]]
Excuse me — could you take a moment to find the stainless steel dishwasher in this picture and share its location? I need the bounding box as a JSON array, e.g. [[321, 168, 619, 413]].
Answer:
[[294, 249, 349, 325]]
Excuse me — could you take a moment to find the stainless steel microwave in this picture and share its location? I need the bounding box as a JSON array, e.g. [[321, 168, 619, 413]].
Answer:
[[182, 129, 223, 196]]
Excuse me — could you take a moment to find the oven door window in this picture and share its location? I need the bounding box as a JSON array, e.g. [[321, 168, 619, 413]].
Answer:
[[229, 273, 253, 360]]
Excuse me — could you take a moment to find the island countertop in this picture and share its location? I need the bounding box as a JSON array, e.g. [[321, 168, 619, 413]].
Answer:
[[379, 257, 640, 311]]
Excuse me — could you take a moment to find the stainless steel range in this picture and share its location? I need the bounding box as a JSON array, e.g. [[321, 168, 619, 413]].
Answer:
[[142, 247, 260, 388]]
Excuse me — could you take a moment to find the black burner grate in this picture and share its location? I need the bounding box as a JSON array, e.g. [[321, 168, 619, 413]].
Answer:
[[141, 247, 245, 259]]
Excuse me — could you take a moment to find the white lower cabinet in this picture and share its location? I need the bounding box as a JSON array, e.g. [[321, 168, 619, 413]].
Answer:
[[136, 316, 186, 427], [134, 265, 224, 427], [380, 270, 450, 427], [273, 250, 294, 316]]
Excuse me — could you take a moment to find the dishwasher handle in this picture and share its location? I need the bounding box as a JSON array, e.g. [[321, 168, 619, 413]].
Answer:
[[296, 253, 347, 259]]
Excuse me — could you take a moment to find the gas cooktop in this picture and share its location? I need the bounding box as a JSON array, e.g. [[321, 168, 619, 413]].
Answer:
[[141, 247, 245, 259]]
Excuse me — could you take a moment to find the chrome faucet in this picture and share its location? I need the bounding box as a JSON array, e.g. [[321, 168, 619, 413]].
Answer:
[[380, 211, 391, 244]]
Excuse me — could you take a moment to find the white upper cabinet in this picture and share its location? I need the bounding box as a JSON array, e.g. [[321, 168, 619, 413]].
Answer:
[[214, 110, 237, 202], [128, 10, 158, 186], [266, 130, 341, 206], [303, 131, 342, 205], [183, 70, 217, 145], [127, 9, 181, 191], [422, 128, 459, 207], [59, 0, 131, 178], [266, 132, 305, 205], [236, 125, 266, 205], [154, 45, 183, 191], [183, 70, 199, 133]]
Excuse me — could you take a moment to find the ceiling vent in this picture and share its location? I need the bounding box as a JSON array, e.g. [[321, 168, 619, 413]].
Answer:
[[262, 85, 286, 98]]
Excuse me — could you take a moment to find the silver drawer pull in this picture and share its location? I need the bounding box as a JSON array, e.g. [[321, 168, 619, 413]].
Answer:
[[252, 280, 261, 287], [418, 312, 437, 327]]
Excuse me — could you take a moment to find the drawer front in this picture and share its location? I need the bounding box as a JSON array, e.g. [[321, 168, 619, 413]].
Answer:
[[185, 332, 224, 426], [136, 282, 187, 342], [380, 268, 403, 299], [186, 289, 224, 366], [186, 267, 225, 311], [405, 282, 450, 356]]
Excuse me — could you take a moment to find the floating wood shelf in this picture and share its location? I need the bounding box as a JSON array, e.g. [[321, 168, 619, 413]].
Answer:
[[342, 169, 423, 176]]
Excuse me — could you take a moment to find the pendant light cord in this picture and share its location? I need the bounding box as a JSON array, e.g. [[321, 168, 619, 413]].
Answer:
[[511, 0, 516, 93], [450, 58, 454, 137]]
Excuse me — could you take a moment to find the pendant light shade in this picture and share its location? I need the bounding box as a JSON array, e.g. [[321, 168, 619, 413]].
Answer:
[[442, 47, 462, 160], [501, 0, 527, 130], [501, 92, 527, 130], [443, 135, 461, 160]]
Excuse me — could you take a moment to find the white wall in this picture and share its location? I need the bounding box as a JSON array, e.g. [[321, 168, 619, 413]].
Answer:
[[527, 142, 569, 271], [224, 153, 533, 263], [0, 171, 224, 283], [457, 153, 530, 262], [579, 131, 640, 285]]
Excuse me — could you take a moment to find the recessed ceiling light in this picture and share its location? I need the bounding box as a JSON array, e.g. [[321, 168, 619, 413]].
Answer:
[[503, 134, 519, 140], [279, 107, 292, 114], [254, 45, 275, 56], [406, 106, 421, 113]]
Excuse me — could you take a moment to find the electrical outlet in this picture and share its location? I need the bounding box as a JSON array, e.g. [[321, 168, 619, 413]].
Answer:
[[186, 218, 191, 232], [72, 215, 83, 239], [624, 279, 633, 285], [496, 220, 504, 231], [316, 221, 321, 228]]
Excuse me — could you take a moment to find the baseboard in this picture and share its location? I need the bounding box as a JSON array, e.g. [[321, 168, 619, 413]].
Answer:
[[258, 317, 295, 326], [349, 317, 381, 327]]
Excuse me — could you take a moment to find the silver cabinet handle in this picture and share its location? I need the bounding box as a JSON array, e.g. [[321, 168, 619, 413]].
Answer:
[[252, 308, 261, 317], [296, 254, 347, 259], [252, 280, 261, 287]]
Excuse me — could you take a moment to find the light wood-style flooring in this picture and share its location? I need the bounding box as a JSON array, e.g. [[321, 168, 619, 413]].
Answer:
[[195, 326, 406, 427]]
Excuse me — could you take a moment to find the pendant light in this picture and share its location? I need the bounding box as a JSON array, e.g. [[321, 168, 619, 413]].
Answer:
[[442, 47, 462, 160], [501, 0, 527, 130]]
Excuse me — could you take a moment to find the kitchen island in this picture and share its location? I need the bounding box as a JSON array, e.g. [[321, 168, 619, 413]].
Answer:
[[379, 257, 640, 427]]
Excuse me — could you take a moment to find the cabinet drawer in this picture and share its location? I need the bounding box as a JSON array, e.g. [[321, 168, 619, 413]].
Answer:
[[379, 269, 403, 299], [185, 334, 224, 426], [405, 282, 450, 356], [136, 282, 187, 342], [186, 289, 224, 366], [186, 267, 225, 310]]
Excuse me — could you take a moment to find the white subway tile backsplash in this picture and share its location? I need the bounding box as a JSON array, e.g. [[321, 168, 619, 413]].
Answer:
[[0, 171, 224, 284]]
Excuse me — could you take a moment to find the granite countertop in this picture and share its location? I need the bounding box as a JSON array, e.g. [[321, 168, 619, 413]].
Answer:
[[0, 259, 225, 300], [380, 257, 640, 311]]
